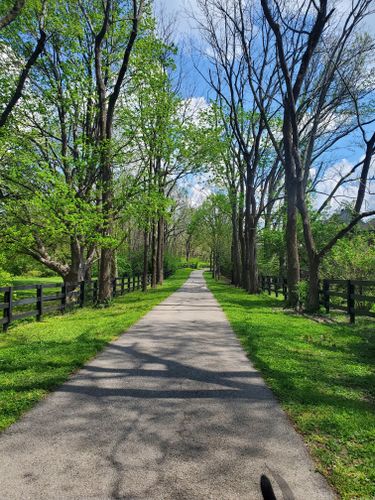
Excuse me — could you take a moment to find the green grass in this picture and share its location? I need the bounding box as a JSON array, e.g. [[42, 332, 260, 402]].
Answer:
[[8, 276, 63, 295], [0, 268, 192, 432], [205, 273, 375, 500], [11, 276, 62, 286]]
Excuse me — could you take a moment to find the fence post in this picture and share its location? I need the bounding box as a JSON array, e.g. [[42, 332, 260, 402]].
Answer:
[[275, 277, 279, 297], [267, 276, 271, 295], [132, 274, 136, 291], [283, 278, 288, 300], [79, 281, 85, 307], [137, 274, 140, 290], [36, 284, 43, 321], [142, 273, 146, 291], [61, 283, 67, 312], [127, 275, 131, 292], [93, 280, 98, 304], [347, 280, 355, 324], [3, 286, 12, 332], [323, 279, 330, 313], [121, 276, 125, 295]]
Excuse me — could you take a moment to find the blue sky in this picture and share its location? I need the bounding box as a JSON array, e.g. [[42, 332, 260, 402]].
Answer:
[[157, 0, 375, 104], [156, 0, 375, 211]]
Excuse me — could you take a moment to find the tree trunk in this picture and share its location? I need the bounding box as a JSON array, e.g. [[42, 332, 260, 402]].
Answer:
[[186, 235, 192, 262], [213, 248, 220, 279], [142, 229, 149, 291], [110, 251, 117, 282], [238, 179, 246, 289], [63, 267, 84, 289], [157, 217, 164, 284], [98, 149, 114, 302], [64, 240, 84, 285], [231, 201, 241, 286], [84, 265, 92, 282], [247, 223, 258, 293], [297, 186, 320, 312], [94, 0, 142, 303], [243, 219, 258, 294], [62, 240, 86, 304], [99, 247, 112, 302], [151, 222, 157, 288], [283, 111, 300, 308], [243, 173, 258, 294], [307, 257, 320, 312], [285, 178, 300, 307]]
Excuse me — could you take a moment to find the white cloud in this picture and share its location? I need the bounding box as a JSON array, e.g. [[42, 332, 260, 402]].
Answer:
[[154, 0, 199, 39], [189, 182, 211, 206], [182, 172, 212, 207], [181, 96, 208, 113], [157, 0, 375, 37], [179, 96, 209, 125], [313, 157, 375, 212]]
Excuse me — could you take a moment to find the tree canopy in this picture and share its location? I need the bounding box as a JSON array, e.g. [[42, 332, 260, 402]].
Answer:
[[0, 0, 374, 311]]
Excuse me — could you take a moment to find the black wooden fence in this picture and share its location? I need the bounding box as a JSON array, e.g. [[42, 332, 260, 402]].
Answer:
[[260, 275, 288, 300], [1, 272, 153, 332], [259, 275, 375, 323], [320, 279, 375, 323]]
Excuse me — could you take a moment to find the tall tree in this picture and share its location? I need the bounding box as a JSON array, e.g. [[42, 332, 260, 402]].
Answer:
[[121, 32, 205, 287], [0, 3, 104, 286], [80, 0, 146, 302], [260, 0, 375, 309], [196, 0, 282, 293]]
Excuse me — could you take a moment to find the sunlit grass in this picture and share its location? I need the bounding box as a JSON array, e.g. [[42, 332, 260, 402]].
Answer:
[[0, 269, 192, 432], [11, 276, 62, 286], [205, 273, 375, 500]]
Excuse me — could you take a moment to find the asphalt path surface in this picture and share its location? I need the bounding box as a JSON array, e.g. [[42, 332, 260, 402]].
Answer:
[[0, 270, 334, 499]]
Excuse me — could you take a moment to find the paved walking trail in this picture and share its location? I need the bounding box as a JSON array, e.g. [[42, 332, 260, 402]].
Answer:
[[0, 271, 333, 499]]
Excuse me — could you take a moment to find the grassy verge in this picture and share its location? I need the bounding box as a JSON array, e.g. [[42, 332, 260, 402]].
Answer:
[[205, 273, 374, 500], [0, 268, 192, 432], [11, 276, 62, 286]]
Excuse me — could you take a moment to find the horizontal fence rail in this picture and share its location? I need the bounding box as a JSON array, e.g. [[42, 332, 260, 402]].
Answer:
[[259, 275, 375, 323], [260, 275, 288, 301], [320, 279, 375, 323], [0, 272, 154, 332]]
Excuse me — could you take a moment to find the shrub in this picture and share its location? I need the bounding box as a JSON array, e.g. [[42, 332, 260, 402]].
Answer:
[[321, 232, 375, 279]]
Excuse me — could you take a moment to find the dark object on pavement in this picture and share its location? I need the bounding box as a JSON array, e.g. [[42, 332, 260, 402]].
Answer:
[[261, 474, 277, 500]]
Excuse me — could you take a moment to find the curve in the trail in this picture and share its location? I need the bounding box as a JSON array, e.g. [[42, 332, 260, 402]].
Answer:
[[0, 270, 333, 499]]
